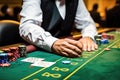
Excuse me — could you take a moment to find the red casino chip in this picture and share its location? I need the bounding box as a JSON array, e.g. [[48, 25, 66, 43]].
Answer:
[[10, 47, 18, 52], [0, 63, 10, 67], [109, 34, 114, 40], [8, 53, 16, 62], [10, 47, 20, 58], [101, 33, 109, 39], [2, 48, 11, 53]]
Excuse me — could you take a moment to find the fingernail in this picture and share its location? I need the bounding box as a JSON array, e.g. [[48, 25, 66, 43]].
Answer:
[[78, 55, 81, 57], [88, 48, 91, 51], [84, 49, 86, 51], [92, 48, 95, 50]]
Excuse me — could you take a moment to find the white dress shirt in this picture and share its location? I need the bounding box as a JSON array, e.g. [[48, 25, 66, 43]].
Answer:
[[19, 0, 98, 52]]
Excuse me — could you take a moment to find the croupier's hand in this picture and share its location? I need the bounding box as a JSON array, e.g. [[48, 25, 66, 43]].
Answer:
[[52, 38, 82, 57]]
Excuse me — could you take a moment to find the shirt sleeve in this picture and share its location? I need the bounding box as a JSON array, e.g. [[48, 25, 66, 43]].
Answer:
[[19, 0, 58, 52], [75, 0, 98, 40]]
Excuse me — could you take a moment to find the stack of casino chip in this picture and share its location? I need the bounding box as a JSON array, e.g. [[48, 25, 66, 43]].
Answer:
[[2, 48, 16, 62], [2, 47, 21, 62], [2, 48, 11, 53], [7, 53, 15, 62], [101, 39, 109, 44], [19, 45, 27, 57], [0, 50, 4, 53], [108, 34, 114, 40], [95, 34, 110, 46], [101, 33, 109, 39], [0, 53, 11, 67], [95, 33, 115, 46], [10, 47, 20, 59], [95, 35, 102, 46], [95, 35, 102, 39], [96, 38, 101, 46], [0, 44, 37, 67], [18, 44, 37, 57], [101, 33, 114, 40], [0, 47, 21, 67]]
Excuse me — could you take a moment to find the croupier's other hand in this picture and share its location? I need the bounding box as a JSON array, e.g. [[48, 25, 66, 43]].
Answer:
[[78, 37, 98, 51]]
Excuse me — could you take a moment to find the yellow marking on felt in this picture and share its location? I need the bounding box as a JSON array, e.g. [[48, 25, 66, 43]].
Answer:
[[52, 67, 69, 72], [21, 68, 46, 80], [55, 57, 64, 62], [82, 53, 92, 58], [63, 39, 120, 80], [71, 62, 78, 65], [88, 52, 95, 54], [112, 45, 118, 48], [33, 78, 39, 80], [111, 41, 120, 48], [83, 53, 92, 56], [21, 57, 64, 80], [82, 56, 88, 58], [67, 58, 72, 60], [72, 58, 83, 62], [42, 72, 61, 78]]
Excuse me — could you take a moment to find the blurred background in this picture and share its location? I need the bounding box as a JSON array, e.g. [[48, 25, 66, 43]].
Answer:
[[0, 0, 119, 27]]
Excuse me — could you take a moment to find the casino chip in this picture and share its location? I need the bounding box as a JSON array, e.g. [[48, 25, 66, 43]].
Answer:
[[19, 45, 27, 57], [101, 39, 109, 44], [104, 48, 110, 51], [96, 38, 101, 46], [62, 60, 71, 64], [0, 50, 4, 53]]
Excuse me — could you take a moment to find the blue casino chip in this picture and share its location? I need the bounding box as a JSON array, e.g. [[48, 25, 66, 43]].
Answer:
[[101, 39, 109, 44], [62, 60, 71, 64]]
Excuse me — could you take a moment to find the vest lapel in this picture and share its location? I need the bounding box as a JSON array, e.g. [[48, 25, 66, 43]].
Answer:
[[58, 0, 79, 37], [48, 3, 63, 31]]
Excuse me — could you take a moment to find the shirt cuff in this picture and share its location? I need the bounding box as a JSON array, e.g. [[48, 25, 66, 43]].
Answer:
[[82, 33, 95, 40], [42, 36, 58, 52]]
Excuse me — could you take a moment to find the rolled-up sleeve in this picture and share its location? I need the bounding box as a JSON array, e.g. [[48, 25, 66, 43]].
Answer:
[[19, 0, 58, 52], [75, 0, 98, 39]]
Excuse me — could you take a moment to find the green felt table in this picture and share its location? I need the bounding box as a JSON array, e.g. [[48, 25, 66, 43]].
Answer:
[[0, 31, 120, 80]]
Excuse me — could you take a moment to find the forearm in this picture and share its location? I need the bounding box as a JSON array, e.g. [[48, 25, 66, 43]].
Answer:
[[19, 22, 58, 52], [75, 0, 98, 40], [19, 0, 58, 52]]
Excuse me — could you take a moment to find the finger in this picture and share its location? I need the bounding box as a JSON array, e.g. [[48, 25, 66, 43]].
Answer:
[[62, 47, 81, 57], [82, 42, 87, 51], [90, 39, 98, 50], [73, 47, 82, 54], [88, 43, 95, 51], [87, 41, 98, 51], [64, 42, 82, 54], [87, 42, 91, 51], [76, 42, 82, 49], [61, 51, 69, 57], [65, 38, 80, 46], [64, 39, 82, 52], [94, 43, 98, 49], [91, 43, 96, 51], [93, 43, 98, 50]]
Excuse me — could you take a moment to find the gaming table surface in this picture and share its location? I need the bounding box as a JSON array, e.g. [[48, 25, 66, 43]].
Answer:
[[0, 31, 120, 80]]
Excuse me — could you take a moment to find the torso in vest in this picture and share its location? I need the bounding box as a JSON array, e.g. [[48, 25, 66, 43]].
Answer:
[[40, 0, 78, 38]]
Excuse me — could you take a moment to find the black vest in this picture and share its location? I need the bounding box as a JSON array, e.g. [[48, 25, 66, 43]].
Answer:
[[41, 0, 78, 38]]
